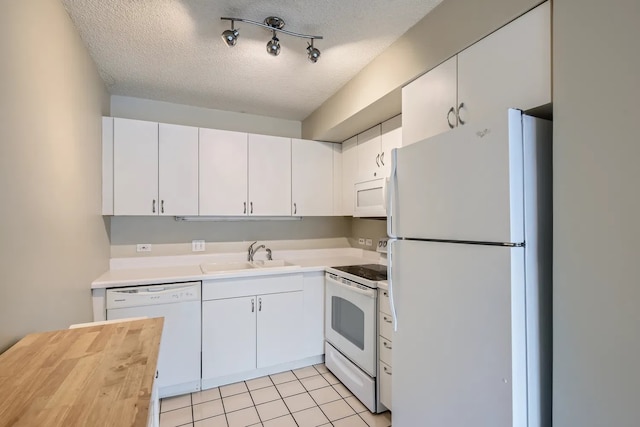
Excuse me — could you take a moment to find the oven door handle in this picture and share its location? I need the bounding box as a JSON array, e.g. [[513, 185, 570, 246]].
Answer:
[[326, 276, 376, 298]]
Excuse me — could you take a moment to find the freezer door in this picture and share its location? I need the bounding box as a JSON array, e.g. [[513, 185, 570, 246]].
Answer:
[[394, 109, 524, 243], [391, 240, 531, 427]]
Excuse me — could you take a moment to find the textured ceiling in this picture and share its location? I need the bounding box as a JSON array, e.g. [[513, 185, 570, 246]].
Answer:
[[62, 0, 443, 121]]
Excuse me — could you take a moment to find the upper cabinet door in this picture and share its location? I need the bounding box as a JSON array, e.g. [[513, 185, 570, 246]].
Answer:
[[356, 125, 382, 182], [457, 1, 551, 126], [113, 118, 159, 215], [380, 115, 402, 178], [341, 136, 358, 216], [158, 124, 199, 216], [402, 56, 458, 146], [248, 134, 291, 216], [291, 139, 334, 216], [199, 128, 248, 216]]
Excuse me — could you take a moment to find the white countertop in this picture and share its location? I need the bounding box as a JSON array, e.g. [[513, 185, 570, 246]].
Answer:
[[92, 248, 382, 289]]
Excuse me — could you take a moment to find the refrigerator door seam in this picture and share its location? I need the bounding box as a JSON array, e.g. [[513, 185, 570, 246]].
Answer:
[[399, 237, 524, 247]]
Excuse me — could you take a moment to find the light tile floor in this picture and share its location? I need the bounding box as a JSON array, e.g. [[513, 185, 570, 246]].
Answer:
[[160, 364, 392, 427]]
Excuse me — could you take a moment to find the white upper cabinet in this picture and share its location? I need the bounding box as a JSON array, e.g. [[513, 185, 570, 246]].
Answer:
[[248, 134, 292, 216], [402, 56, 458, 146], [357, 125, 382, 182], [112, 118, 199, 216], [341, 136, 358, 216], [291, 139, 334, 216], [402, 1, 551, 146], [457, 1, 551, 126], [380, 115, 403, 178], [332, 144, 343, 215], [113, 118, 159, 215], [199, 128, 248, 216], [158, 123, 199, 216]]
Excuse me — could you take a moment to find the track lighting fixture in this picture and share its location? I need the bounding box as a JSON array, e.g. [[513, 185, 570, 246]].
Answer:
[[220, 16, 322, 62]]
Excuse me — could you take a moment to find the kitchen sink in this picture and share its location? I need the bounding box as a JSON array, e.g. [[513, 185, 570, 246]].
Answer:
[[250, 260, 299, 268], [200, 262, 256, 273]]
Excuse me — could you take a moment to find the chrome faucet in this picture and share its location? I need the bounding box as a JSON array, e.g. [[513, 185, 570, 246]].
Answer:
[[247, 241, 265, 261], [266, 248, 273, 261]]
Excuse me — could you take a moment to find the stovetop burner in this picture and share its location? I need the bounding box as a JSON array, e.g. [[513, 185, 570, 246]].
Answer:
[[331, 264, 387, 282]]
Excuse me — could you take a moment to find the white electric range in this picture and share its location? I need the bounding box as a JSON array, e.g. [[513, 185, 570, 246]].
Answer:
[[324, 241, 388, 413]]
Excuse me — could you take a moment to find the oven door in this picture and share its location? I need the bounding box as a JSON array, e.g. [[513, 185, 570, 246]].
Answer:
[[325, 273, 377, 376]]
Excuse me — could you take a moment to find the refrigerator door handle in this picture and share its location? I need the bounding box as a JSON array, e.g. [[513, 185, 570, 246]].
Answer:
[[387, 238, 398, 331], [387, 148, 398, 239]]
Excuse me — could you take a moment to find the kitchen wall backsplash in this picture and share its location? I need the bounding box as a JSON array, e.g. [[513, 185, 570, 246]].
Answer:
[[349, 218, 388, 251], [110, 216, 352, 257]]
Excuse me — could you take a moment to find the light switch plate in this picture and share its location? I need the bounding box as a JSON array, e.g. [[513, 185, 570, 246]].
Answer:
[[136, 244, 151, 252], [365, 239, 373, 246], [192, 240, 205, 252]]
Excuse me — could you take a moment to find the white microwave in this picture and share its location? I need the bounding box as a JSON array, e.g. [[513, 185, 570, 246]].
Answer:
[[354, 178, 387, 217]]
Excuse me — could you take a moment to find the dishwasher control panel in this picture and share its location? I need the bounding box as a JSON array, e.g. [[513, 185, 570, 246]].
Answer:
[[106, 281, 201, 309]]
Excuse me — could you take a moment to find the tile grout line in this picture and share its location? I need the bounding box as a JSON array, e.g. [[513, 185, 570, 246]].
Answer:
[[269, 370, 299, 426]]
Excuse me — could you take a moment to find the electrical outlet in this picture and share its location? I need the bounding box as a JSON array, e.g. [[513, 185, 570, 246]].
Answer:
[[136, 244, 151, 252], [365, 239, 373, 246], [192, 240, 205, 252], [358, 238, 365, 245]]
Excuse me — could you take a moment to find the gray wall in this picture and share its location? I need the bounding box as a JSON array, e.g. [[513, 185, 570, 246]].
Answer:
[[111, 95, 302, 138], [553, 0, 640, 426], [0, 0, 110, 352], [302, 0, 542, 141]]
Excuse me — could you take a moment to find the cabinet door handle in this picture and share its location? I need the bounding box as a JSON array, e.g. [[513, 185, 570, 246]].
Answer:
[[383, 341, 392, 350], [244, 202, 247, 214], [160, 200, 164, 214], [250, 202, 253, 214], [376, 153, 380, 167], [383, 291, 388, 297], [251, 298, 255, 312], [447, 106, 456, 129], [383, 315, 393, 324], [152, 199, 156, 213], [258, 298, 262, 312], [293, 203, 297, 215], [457, 102, 466, 126], [380, 152, 385, 166], [383, 366, 392, 375]]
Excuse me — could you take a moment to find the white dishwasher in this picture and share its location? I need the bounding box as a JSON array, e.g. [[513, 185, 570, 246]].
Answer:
[[106, 281, 201, 398]]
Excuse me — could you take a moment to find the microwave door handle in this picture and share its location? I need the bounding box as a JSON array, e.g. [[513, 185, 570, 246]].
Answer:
[[387, 148, 398, 239], [388, 238, 398, 331]]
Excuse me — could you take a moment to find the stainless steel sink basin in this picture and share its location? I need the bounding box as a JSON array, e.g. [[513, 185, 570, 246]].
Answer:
[[200, 262, 256, 273], [250, 260, 299, 268]]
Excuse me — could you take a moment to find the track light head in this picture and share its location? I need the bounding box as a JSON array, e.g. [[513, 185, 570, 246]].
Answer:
[[221, 28, 239, 47], [221, 20, 238, 47], [307, 40, 321, 63], [266, 32, 281, 56]]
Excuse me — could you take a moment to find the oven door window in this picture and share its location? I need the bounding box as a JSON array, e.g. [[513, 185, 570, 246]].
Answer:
[[331, 296, 365, 350]]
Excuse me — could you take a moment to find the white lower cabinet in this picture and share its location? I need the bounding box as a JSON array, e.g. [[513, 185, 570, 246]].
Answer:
[[378, 288, 393, 411], [202, 296, 257, 379], [302, 272, 325, 359], [201, 274, 308, 387]]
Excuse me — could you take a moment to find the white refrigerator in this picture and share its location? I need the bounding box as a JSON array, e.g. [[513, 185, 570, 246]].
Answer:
[[387, 109, 552, 427]]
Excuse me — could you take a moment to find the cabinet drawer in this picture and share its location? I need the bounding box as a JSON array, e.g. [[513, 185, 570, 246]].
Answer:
[[379, 361, 392, 410], [378, 311, 394, 341], [379, 288, 392, 316], [379, 337, 392, 366], [203, 274, 303, 300]]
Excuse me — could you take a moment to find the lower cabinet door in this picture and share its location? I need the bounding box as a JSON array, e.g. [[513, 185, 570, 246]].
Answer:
[[257, 291, 304, 368], [380, 360, 392, 410], [202, 297, 257, 379]]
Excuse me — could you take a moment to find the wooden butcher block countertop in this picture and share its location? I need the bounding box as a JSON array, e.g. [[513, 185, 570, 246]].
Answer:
[[0, 317, 163, 427]]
